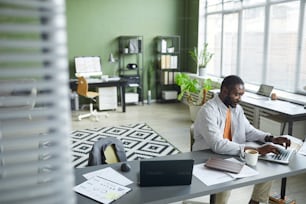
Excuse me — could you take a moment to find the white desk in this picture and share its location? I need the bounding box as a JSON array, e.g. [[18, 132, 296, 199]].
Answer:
[[241, 92, 306, 135], [210, 90, 306, 136]]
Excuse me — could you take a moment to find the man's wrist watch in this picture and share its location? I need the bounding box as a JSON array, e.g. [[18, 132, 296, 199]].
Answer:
[[265, 135, 274, 142]]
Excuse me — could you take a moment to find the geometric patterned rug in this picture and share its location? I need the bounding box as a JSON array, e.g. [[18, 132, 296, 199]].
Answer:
[[70, 123, 180, 168]]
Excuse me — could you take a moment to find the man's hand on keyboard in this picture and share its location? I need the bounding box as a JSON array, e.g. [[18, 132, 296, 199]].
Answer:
[[257, 144, 281, 155], [271, 136, 291, 149]]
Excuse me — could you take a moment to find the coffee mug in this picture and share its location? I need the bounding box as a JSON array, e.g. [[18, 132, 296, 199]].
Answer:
[[241, 149, 259, 166]]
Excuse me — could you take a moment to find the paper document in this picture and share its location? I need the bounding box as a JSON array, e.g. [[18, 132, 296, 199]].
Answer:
[[83, 167, 133, 186], [298, 139, 306, 156], [193, 158, 258, 186], [226, 158, 259, 179], [74, 176, 131, 204], [193, 163, 233, 186]]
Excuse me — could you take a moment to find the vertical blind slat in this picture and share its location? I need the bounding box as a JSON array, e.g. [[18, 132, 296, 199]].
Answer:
[[0, 0, 75, 203]]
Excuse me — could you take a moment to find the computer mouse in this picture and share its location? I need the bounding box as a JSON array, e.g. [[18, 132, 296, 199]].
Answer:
[[120, 162, 131, 172]]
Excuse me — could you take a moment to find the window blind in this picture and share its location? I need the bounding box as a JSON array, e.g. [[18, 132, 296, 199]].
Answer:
[[0, 1, 75, 204]]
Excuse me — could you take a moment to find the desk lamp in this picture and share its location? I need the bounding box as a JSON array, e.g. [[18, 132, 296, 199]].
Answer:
[[109, 53, 116, 63], [109, 53, 118, 77]]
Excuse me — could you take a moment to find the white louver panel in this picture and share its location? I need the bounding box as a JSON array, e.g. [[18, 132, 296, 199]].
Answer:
[[0, 1, 75, 204], [240, 101, 258, 126]]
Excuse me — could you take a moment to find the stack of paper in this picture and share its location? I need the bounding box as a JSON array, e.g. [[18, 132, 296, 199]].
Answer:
[[74, 167, 133, 203], [74, 176, 131, 204]]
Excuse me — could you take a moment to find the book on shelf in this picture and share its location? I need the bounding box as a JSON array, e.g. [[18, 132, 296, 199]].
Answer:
[[162, 71, 168, 85], [170, 55, 178, 69], [160, 71, 176, 85], [157, 39, 167, 53], [74, 176, 131, 204], [160, 55, 178, 69], [128, 39, 139, 53]]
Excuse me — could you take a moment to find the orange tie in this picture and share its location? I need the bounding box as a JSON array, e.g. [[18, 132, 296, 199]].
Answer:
[[223, 108, 232, 141]]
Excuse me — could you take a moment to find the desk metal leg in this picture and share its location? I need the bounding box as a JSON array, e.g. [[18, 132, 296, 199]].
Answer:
[[288, 121, 293, 136], [281, 122, 286, 135], [120, 85, 126, 112], [279, 120, 291, 200], [280, 177, 287, 200], [209, 194, 216, 204]]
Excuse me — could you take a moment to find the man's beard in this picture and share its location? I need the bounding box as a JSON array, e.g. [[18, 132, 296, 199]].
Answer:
[[224, 95, 236, 108]]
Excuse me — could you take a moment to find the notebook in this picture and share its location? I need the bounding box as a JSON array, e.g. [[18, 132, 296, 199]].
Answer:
[[204, 157, 244, 174], [258, 146, 295, 164], [139, 159, 194, 187]]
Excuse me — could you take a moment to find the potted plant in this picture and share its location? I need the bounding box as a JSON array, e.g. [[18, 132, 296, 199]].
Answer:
[[175, 72, 212, 121], [189, 43, 213, 77]]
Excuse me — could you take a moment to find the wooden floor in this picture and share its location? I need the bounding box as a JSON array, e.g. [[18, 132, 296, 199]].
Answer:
[[71, 102, 306, 204]]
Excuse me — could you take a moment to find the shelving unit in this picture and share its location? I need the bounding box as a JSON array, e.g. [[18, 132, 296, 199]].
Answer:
[[155, 35, 180, 102], [118, 35, 144, 104]]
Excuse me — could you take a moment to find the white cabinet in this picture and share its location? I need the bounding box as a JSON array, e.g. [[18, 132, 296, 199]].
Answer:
[[97, 87, 117, 110]]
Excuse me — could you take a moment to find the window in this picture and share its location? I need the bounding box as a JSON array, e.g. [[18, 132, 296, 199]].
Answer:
[[206, 14, 222, 76], [201, 0, 306, 95], [298, 3, 306, 93], [240, 7, 265, 84], [222, 13, 238, 76], [267, 2, 299, 91]]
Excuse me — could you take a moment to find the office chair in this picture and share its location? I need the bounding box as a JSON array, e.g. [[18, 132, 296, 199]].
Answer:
[[76, 76, 109, 121], [182, 123, 210, 204], [88, 137, 127, 166]]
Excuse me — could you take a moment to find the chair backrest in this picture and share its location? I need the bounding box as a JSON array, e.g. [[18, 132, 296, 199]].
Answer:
[[190, 123, 195, 151], [104, 144, 119, 164], [77, 76, 88, 97], [88, 137, 127, 166]]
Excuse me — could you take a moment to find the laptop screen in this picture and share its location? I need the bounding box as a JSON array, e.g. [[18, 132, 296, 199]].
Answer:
[[257, 84, 274, 97], [139, 159, 194, 187]]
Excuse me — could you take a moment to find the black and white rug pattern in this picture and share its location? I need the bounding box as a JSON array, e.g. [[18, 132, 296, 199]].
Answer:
[[70, 123, 180, 168]]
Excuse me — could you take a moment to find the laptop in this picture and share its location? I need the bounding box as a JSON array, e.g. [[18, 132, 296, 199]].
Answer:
[[257, 84, 274, 97], [139, 159, 194, 187], [258, 146, 295, 164]]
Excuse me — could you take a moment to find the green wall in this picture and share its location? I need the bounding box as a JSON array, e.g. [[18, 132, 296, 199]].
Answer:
[[66, 0, 199, 100]]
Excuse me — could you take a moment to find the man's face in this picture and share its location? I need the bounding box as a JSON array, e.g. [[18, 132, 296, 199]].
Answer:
[[224, 84, 245, 108]]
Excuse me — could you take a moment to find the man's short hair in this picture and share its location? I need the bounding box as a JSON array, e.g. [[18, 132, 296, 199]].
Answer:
[[221, 75, 244, 91]]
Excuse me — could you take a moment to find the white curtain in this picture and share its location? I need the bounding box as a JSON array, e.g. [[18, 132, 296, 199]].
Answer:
[[0, 0, 75, 203]]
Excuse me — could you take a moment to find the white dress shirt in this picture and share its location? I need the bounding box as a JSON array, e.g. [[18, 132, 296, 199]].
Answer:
[[193, 94, 269, 156]]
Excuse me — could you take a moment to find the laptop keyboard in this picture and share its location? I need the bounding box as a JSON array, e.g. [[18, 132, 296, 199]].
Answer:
[[271, 148, 290, 161], [259, 146, 294, 164]]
